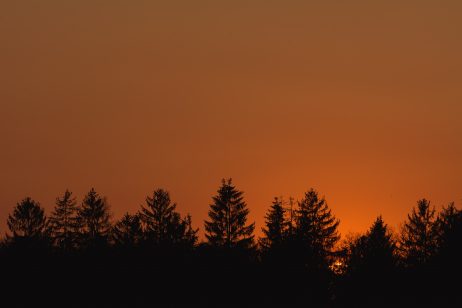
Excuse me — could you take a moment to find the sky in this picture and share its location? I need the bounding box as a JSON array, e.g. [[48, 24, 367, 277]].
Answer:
[[1, 0, 462, 239]]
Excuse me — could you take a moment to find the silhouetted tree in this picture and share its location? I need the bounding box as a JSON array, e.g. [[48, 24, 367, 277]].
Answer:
[[164, 211, 198, 247], [7, 197, 48, 240], [49, 190, 79, 251], [182, 214, 199, 247], [112, 213, 143, 248], [400, 199, 438, 266], [345, 216, 396, 275], [260, 197, 288, 251], [435, 203, 462, 268], [336, 217, 397, 306], [204, 178, 255, 248], [4, 186, 462, 306], [5, 197, 49, 253], [294, 189, 340, 268], [140, 189, 198, 246], [78, 188, 111, 247]]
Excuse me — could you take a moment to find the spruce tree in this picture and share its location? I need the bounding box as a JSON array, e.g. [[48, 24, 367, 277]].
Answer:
[[140, 189, 198, 246], [346, 216, 396, 275], [339, 217, 397, 305], [295, 189, 340, 266], [180, 214, 199, 247], [7, 197, 47, 240], [140, 189, 177, 244], [112, 213, 143, 248], [437, 202, 461, 246], [78, 188, 112, 247], [400, 199, 438, 266], [204, 178, 255, 248], [49, 190, 79, 251], [163, 210, 197, 246], [260, 197, 288, 251], [435, 203, 462, 267], [366, 216, 396, 267]]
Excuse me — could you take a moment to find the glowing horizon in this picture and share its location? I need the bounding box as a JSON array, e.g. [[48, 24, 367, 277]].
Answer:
[[1, 0, 461, 239]]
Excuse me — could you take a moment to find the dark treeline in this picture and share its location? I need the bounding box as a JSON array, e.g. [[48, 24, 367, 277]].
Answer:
[[1, 178, 461, 307]]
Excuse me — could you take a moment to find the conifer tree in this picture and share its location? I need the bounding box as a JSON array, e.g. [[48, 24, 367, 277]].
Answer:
[[260, 197, 288, 251], [365, 216, 396, 266], [204, 178, 255, 248], [400, 199, 438, 266], [112, 213, 143, 247], [49, 190, 79, 251], [295, 189, 340, 266], [435, 203, 462, 266], [163, 211, 198, 246], [140, 189, 198, 246], [140, 189, 177, 244], [436, 202, 461, 245], [78, 188, 112, 246], [339, 217, 397, 305], [182, 214, 199, 247], [346, 216, 396, 275], [7, 197, 48, 241]]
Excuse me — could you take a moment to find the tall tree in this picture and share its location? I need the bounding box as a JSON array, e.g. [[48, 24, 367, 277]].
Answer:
[[345, 216, 396, 276], [182, 214, 199, 247], [435, 203, 462, 267], [7, 197, 47, 241], [294, 189, 340, 267], [140, 189, 198, 246], [112, 213, 143, 248], [78, 188, 112, 246], [49, 190, 79, 251], [338, 217, 397, 305], [400, 199, 438, 266], [260, 197, 288, 251], [205, 178, 255, 248]]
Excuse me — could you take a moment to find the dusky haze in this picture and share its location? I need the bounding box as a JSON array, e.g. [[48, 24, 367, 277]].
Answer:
[[1, 0, 462, 237]]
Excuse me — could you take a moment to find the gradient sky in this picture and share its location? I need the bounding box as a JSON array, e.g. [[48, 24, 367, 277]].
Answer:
[[1, 1, 462, 238]]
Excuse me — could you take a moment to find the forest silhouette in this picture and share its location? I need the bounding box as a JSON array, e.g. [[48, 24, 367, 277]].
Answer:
[[2, 178, 461, 307]]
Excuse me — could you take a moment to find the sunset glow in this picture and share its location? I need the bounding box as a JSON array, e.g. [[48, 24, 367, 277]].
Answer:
[[1, 1, 461, 238]]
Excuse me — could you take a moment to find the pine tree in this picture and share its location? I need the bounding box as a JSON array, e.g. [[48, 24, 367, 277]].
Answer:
[[49, 190, 79, 251], [7, 197, 47, 240], [295, 189, 340, 267], [140, 189, 177, 244], [140, 189, 198, 246], [366, 216, 396, 267], [182, 214, 199, 247], [204, 178, 255, 249], [260, 197, 288, 251], [400, 199, 438, 266], [339, 217, 397, 305], [437, 202, 461, 245], [112, 213, 143, 247], [346, 216, 396, 275], [78, 188, 112, 247], [435, 203, 462, 267], [163, 211, 196, 246]]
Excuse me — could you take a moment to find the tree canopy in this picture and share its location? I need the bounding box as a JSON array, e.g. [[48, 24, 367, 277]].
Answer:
[[204, 178, 255, 249]]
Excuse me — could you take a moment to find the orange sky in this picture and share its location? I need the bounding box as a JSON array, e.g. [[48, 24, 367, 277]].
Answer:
[[1, 1, 462, 239]]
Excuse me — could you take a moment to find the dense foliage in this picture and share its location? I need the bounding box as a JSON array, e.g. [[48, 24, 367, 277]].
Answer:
[[1, 179, 461, 307]]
